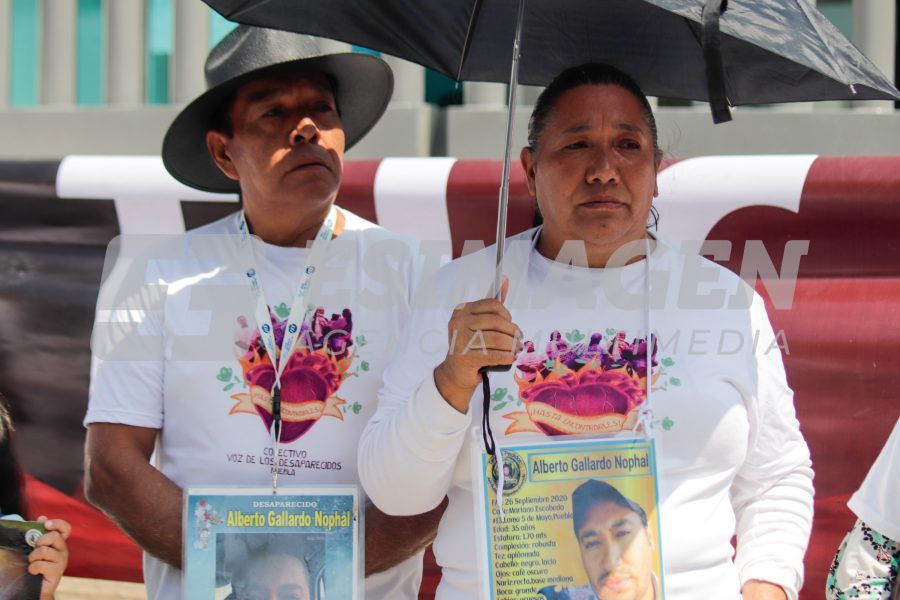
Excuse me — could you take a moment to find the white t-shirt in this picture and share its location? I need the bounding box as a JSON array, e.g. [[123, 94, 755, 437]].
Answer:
[[849, 418, 900, 541], [86, 208, 436, 600], [359, 229, 814, 600]]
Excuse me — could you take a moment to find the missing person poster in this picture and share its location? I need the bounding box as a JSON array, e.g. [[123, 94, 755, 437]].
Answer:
[[474, 438, 664, 600], [183, 486, 360, 600], [0, 519, 45, 600]]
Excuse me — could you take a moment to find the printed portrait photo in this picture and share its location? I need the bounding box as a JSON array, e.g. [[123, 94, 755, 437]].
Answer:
[[214, 532, 326, 600], [0, 524, 40, 600], [540, 480, 661, 600]]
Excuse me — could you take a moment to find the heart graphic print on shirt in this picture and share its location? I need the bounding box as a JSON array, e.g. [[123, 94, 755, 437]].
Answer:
[[222, 306, 365, 443], [506, 329, 666, 436]]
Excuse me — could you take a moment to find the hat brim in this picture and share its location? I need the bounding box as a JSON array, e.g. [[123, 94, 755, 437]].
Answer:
[[162, 53, 393, 193]]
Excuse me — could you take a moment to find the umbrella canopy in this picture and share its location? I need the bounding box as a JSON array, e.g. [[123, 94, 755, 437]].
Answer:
[[205, 0, 900, 106]]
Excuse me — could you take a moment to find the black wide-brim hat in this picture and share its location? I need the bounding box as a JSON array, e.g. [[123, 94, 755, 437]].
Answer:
[[162, 26, 393, 193]]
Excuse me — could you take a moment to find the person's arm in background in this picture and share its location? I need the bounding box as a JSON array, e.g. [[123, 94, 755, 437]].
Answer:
[[84, 248, 183, 567], [825, 519, 899, 600], [827, 420, 900, 599], [84, 423, 184, 568], [364, 497, 448, 576], [733, 294, 815, 600]]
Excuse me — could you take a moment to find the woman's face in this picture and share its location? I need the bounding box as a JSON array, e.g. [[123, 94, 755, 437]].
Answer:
[[521, 84, 660, 258]]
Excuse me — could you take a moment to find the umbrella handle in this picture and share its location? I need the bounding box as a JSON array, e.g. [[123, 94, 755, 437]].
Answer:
[[702, 0, 733, 124]]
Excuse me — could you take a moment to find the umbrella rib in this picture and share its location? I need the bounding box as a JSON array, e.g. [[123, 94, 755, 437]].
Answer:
[[793, 0, 854, 84], [456, 0, 486, 79], [226, 0, 277, 20]]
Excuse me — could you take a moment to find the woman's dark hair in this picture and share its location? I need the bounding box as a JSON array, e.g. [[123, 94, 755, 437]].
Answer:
[[527, 63, 663, 164], [527, 63, 662, 229], [0, 394, 27, 517]]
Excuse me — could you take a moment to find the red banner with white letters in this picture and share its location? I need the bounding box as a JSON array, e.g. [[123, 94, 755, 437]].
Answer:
[[1, 156, 898, 598]]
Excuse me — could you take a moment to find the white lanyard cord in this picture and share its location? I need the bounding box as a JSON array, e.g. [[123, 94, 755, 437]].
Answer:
[[236, 205, 338, 493], [638, 236, 655, 440]]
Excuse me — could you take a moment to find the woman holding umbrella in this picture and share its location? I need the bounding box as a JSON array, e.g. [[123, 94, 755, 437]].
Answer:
[[359, 64, 813, 600]]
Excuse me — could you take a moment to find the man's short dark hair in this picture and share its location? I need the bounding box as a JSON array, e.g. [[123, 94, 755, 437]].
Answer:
[[572, 479, 649, 535]]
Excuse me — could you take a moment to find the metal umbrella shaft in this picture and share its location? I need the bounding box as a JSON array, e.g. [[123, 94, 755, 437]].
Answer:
[[490, 0, 526, 300], [481, 0, 527, 460]]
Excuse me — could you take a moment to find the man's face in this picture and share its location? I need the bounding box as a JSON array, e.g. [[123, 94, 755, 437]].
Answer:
[[576, 501, 655, 600], [207, 71, 345, 213], [232, 553, 312, 600]]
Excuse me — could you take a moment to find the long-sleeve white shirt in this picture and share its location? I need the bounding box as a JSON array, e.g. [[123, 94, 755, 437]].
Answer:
[[359, 230, 814, 599]]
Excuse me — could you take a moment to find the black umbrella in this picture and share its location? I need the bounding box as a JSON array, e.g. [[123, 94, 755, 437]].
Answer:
[[205, 0, 900, 290], [204, 0, 900, 454], [205, 0, 900, 110]]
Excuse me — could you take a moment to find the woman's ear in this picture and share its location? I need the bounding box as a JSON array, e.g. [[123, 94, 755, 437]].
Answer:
[[521, 146, 537, 198], [206, 130, 240, 181]]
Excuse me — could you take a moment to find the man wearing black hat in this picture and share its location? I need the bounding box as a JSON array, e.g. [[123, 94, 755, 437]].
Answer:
[[83, 26, 442, 600]]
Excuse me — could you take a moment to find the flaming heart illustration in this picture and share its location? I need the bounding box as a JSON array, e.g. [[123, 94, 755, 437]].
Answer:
[[228, 307, 355, 442], [506, 330, 658, 436]]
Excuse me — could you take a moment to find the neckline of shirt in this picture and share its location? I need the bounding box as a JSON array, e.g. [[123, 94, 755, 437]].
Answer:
[[527, 230, 665, 281], [241, 206, 364, 265]]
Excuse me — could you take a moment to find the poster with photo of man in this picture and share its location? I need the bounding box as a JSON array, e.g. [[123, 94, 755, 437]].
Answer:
[[473, 438, 664, 600], [0, 520, 44, 600], [183, 486, 359, 599], [215, 532, 325, 600]]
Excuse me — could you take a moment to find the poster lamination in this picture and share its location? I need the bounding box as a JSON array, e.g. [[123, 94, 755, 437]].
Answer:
[[474, 437, 664, 600], [183, 486, 360, 600], [0, 519, 45, 600]]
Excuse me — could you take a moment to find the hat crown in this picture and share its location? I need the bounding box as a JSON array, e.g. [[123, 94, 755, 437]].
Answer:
[[164, 25, 392, 193], [205, 26, 324, 89]]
